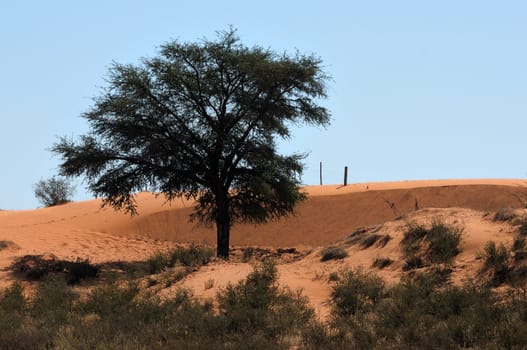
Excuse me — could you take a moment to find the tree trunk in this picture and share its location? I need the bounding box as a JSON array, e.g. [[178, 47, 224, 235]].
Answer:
[[215, 194, 231, 259], [216, 218, 230, 258]]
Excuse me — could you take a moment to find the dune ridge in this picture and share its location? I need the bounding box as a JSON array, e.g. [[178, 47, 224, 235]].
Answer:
[[1, 180, 527, 250]]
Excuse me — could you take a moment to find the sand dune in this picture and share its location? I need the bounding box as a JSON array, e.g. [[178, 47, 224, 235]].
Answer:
[[2, 179, 526, 249], [1, 179, 526, 317]]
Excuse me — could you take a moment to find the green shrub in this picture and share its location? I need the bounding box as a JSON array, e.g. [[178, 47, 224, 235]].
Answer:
[[401, 223, 428, 257], [0, 282, 25, 313], [483, 241, 510, 285], [242, 247, 255, 262], [519, 217, 527, 236], [400, 220, 462, 267], [425, 220, 463, 264], [331, 268, 385, 317], [217, 260, 315, 346], [169, 245, 214, 267], [10, 255, 98, 284], [33, 176, 75, 207], [376, 280, 502, 349], [31, 276, 77, 325], [513, 236, 526, 252], [147, 245, 214, 274], [146, 251, 170, 274], [320, 246, 348, 262], [0, 282, 26, 337]]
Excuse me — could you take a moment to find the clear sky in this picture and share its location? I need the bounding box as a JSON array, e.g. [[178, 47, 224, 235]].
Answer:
[[1, 1, 526, 209]]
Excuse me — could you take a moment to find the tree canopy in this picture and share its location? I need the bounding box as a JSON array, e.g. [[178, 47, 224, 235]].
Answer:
[[53, 29, 331, 257]]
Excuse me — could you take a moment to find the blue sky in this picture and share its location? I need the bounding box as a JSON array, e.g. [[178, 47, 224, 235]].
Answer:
[[1, 1, 526, 209]]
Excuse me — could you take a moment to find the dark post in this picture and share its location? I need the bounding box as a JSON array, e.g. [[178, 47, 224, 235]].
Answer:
[[320, 162, 323, 185], [344, 166, 348, 186]]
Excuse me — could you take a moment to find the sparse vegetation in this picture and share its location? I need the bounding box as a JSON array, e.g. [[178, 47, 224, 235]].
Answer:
[[345, 227, 368, 245], [217, 260, 314, 347], [330, 268, 385, 317], [425, 220, 463, 264], [376, 234, 392, 248], [304, 268, 527, 349], [400, 222, 428, 257], [400, 219, 462, 269], [482, 240, 510, 286], [345, 227, 390, 249], [493, 207, 517, 222], [360, 234, 381, 249], [320, 246, 348, 262]]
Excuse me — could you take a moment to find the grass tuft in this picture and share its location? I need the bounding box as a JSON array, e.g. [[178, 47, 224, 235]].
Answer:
[[320, 246, 348, 262], [372, 256, 394, 269], [360, 234, 380, 249], [146, 245, 214, 274]]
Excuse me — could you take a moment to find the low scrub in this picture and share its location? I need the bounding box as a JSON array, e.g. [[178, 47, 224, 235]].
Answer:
[[482, 240, 510, 286], [217, 260, 314, 346], [400, 220, 462, 269], [493, 207, 517, 222], [330, 268, 385, 317], [372, 256, 393, 269], [146, 245, 214, 274], [3, 259, 527, 348], [359, 234, 381, 249], [425, 220, 463, 264], [304, 268, 527, 349]]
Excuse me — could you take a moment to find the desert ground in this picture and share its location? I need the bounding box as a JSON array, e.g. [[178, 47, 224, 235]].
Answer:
[[1, 178, 527, 320]]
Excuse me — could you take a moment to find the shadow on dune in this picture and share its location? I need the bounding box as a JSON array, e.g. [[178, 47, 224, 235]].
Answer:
[[114, 185, 527, 247]]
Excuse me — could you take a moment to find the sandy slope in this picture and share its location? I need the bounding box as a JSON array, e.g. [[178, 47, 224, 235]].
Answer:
[[1, 179, 526, 317]]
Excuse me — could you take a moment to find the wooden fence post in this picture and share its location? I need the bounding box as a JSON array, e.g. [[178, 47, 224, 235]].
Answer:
[[320, 162, 323, 185], [344, 166, 348, 186]]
